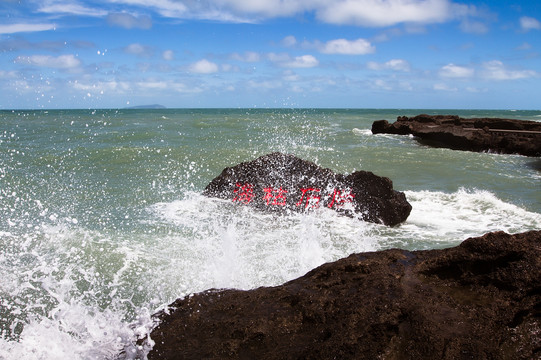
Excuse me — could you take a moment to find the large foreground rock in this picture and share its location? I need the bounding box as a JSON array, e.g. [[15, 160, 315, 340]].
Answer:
[[372, 114, 541, 157], [203, 152, 412, 226], [146, 230, 541, 360]]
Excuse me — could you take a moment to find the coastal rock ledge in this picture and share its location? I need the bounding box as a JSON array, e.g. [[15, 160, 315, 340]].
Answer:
[[146, 230, 541, 360], [372, 114, 541, 157], [203, 152, 411, 226]]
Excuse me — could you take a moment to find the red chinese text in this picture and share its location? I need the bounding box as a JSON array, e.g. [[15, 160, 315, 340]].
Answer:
[[295, 188, 321, 209], [263, 187, 288, 206], [328, 189, 355, 208], [233, 183, 255, 204]]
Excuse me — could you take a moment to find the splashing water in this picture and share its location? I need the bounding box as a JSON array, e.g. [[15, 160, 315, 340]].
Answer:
[[1, 108, 540, 359]]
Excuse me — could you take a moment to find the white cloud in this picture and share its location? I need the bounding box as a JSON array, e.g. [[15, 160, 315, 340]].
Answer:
[[516, 42, 531, 51], [162, 50, 174, 61], [319, 38, 375, 55], [190, 59, 219, 73], [315, 0, 452, 27], [168, 82, 204, 93], [72, 80, 131, 94], [481, 60, 537, 80], [231, 52, 261, 62], [268, 53, 318, 68], [14, 54, 81, 69], [282, 35, 297, 47], [372, 79, 392, 90], [439, 63, 474, 78], [136, 81, 168, 90], [38, 1, 107, 17], [267, 52, 292, 63], [100, 0, 469, 28], [107, 13, 152, 29], [433, 83, 458, 91], [465, 86, 487, 93], [71, 79, 202, 95], [13, 80, 31, 93], [459, 20, 488, 34], [221, 64, 236, 72], [520, 16, 541, 31], [283, 55, 319, 68], [110, 0, 188, 18], [212, 0, 308, 18], [400, 81, 413, 91], [0, 70, 18, 79], [282, 70, 300, 82], [247, 79, 283, 89], [369, 78, 413, 91], [209, 0, 462, 27], [32, 0, 485, 30], [0, 23, 56, 34], [367, 59, 410, 71], [124, 43, 153, 57]]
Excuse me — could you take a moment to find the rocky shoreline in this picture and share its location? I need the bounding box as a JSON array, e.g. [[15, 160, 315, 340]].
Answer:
[[144, 230, 540, 359], [138, 131, 540, 359], [372, 114, 541, 157]]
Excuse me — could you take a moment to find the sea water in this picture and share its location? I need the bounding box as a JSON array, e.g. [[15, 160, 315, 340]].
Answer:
[[1, 108, 540, 359]]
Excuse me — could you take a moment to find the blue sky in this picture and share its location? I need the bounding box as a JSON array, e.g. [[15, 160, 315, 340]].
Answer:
[[1, 0, 540, 109]]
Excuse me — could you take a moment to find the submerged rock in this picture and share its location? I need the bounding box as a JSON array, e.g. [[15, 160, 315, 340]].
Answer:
[[146, 230, 541, 359], [203, 152, 412, 226], [372, 114, 541, 157]]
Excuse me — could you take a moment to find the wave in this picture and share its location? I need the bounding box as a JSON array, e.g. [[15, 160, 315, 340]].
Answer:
[[1, 188, 539, 359], [396, 188, 540, 248]]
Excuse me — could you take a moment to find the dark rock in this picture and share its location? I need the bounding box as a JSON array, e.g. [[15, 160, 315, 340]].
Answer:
[[146, 230, 541, 360], [372, 114, 541, 157], [202, 152, 412, 226]]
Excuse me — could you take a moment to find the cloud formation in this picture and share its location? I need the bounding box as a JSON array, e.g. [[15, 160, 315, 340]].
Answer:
[[1, 0, 540, 109], [520, 16, 541, 32], [162, 50, 174, 61], [190, 59, 219, 73], [319, 38, 375, 55], [112, 0, 188, 18], [14, 54, 81, 69], [123, 43, 153, 57], [231, 52, 261, 62], [273, 54, 319, 68], [315, 0, 452, 26], [107, 13, 152, 29], [287, 55, 319, 68], [367, 59, 410, 71], [459, 20, 488, 34], [433, 83, 458, 91], [207, 0, 466, 27], [439, 63, 474, 78], [283, 36, 375, 55], [61, 0, 466, 27], [38, 0, 107, 17], [0, 23, 56, 34], [481, 60, 538, 80]]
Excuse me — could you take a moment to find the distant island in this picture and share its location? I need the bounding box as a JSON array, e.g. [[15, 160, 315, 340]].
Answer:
[[125, 104, 166, 109]]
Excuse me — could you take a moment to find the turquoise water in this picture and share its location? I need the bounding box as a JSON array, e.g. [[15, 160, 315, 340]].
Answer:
[[1, 109, 540, 358]]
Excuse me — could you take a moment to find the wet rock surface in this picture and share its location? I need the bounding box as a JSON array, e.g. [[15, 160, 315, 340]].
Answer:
[[203, 152, 412, 226], [372, 114, 541, 157], [146, 230, 541, 360]]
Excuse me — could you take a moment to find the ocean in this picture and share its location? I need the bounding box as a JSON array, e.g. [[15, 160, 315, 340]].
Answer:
[[1, 108, 540, 359]]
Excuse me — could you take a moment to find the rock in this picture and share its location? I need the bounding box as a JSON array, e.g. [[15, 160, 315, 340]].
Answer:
[[145, 230, 541, 360], [202, 152, 412, 226], [372, 114, 541, 157]]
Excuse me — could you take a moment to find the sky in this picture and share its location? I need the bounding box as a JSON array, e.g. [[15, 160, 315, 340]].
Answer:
[[0, 0, 540, 109]]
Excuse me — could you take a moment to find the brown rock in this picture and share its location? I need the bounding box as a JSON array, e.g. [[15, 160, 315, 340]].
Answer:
[[203, 152, 412, 226], [146, 230, 541, 360], [372, 115, 541, 157]]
